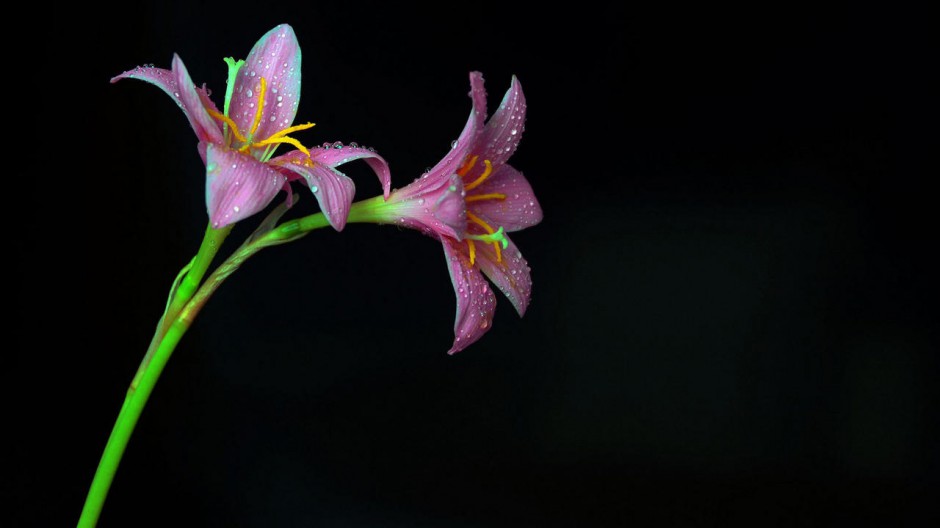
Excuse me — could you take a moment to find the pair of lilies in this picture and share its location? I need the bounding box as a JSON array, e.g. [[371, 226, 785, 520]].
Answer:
[[115, 23, 542, 353]]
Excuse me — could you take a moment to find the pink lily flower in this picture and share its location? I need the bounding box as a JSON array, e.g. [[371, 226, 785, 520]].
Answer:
[[112, 24, 390, 230], [354, 72, 542, 353]]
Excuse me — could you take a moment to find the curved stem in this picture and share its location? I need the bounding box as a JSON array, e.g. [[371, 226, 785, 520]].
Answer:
[[167, 224, 232, 318], [77, 309, 195, 528], [77, 208, 333, 527], [130, 225, 231, 391], [78, 224, 229, 528]]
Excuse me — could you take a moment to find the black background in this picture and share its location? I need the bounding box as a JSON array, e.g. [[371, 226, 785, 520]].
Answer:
[[14, 2, 936, 526]]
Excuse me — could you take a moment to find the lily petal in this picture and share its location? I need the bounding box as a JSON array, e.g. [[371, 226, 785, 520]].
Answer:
[[477, 75, 526, 169], [205, 144, 286, 228], [172, 55, 224, 145], [230, 24, 302, 141], [469, 163, 543, 232], [308, 145, 391, 199], [474, 235, 533, 317], [112, 64, 221, 144], [274, 156, 355, 231], [111, 65, 178, 98], [427, 71, 487, 180], [442, 237, 497, 354]]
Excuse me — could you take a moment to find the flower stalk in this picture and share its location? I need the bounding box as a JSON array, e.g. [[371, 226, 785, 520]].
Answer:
[[78, 202, 326, 528]]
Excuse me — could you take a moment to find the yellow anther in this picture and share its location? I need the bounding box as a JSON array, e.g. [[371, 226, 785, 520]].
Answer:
[[266, 122, 316, 140], [249, 77, 267, 137], [467, 212, 494, 233], [464, 160, 493, 191], [254, 136, 310, 157], [457, 155, 479, 177], [467, 211, 502, 262], [207, 108, 247, 143], [467, 239, 477, 265], [465, 193, 506, 202]]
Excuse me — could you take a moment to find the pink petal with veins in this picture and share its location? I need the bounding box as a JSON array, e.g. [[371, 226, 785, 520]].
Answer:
[[469, 163, 542, 232], [442, 237, 497, 354], [229, 24, 302, 141], [205, 144, 285, 228], [474, 235, 533, 317]]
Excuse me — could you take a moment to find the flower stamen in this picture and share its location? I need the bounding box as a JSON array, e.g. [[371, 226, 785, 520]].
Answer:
[[464, 160, 493, 191], [466, 212, 506, 262], [207, 77, 315, 159], [467, 239, 477, 265], [207, 108, 247, 143], [457, 155, 479, 177], [254, 136, 310, 157], [248, 77, 268, 137], [466, 193, 506, 202], [267, 122, 316, 140]]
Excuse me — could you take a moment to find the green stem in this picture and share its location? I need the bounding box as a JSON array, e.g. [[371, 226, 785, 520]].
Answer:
[[167, 224, 232, 317], [78, 208, 336, 527], [77, 306, 196, 528], [130, 224, 231, 391], [345, 195, 395, 224], [78, 224, 229, 528]]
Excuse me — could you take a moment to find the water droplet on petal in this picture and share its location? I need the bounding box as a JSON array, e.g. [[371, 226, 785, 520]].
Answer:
[[451, 140, 458, 149], [246, 89, 253, 97], [310, 185, 319, 193], [332, 141, 344, 149]]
